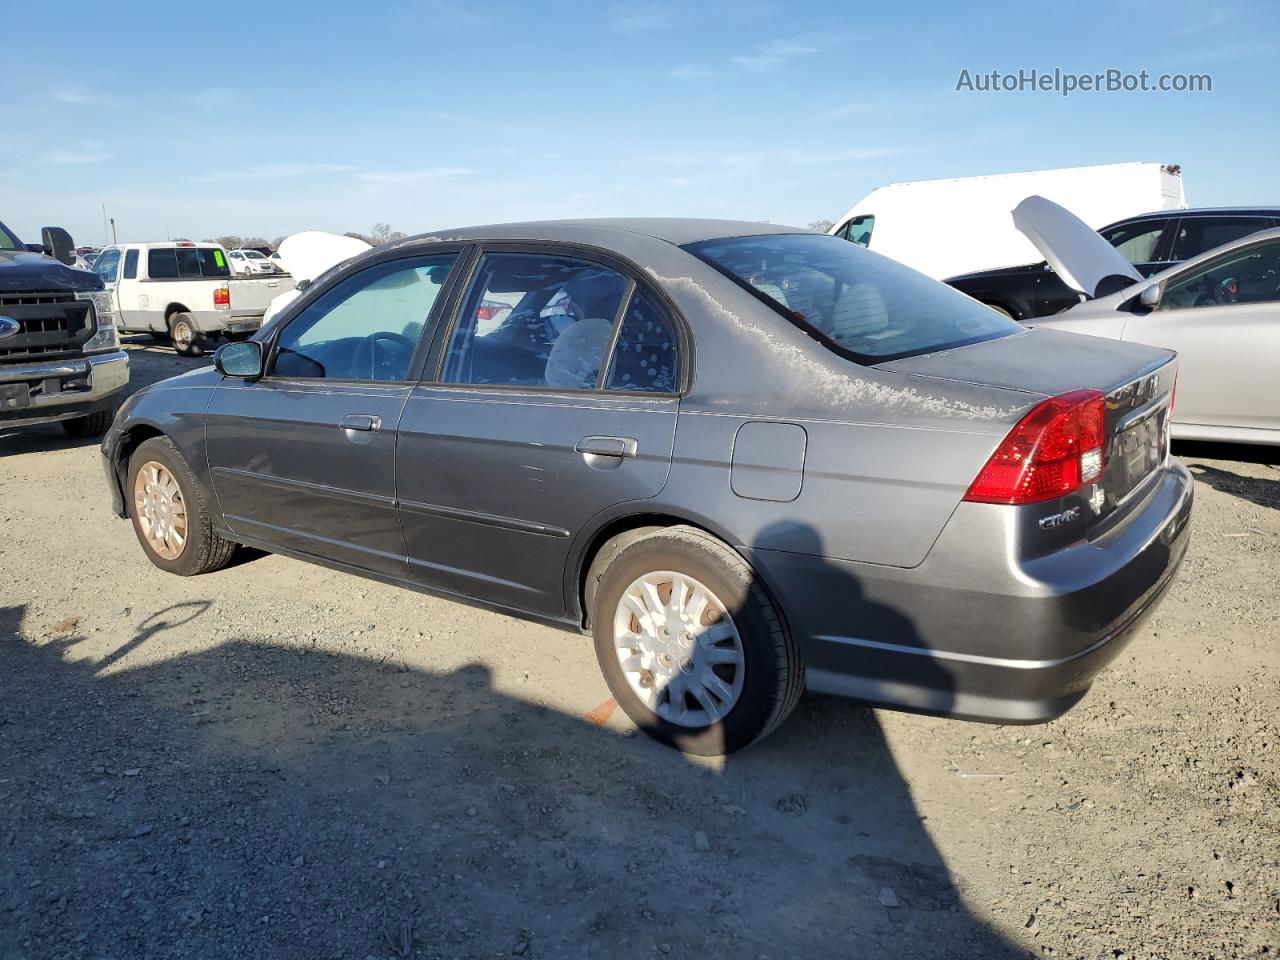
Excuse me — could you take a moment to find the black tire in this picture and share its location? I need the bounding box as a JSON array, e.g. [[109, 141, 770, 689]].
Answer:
[[61, 406, 115, 438], [126, 435, 238, 576], [168, 312, 207, 357], [591, 525, 803, 755], [984, 302, 1016, 321]]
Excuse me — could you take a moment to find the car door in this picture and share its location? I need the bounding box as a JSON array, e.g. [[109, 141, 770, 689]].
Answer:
[[204, 251, 462, 577], [90, 247, 122, 314], [115, 247, 148, 331], [1122, 236, 1280, 434], [396, 247, 683, 618]]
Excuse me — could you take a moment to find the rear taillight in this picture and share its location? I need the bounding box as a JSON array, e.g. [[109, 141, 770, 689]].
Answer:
[[213, 286, 230, 309], [964, 389, 1106, 505]]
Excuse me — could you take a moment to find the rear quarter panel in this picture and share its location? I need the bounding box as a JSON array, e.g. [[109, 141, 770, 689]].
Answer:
[[627, 246, 1040, 570]]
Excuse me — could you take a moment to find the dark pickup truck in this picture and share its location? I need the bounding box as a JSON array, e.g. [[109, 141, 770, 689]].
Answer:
[[0, 219, 129, 438]]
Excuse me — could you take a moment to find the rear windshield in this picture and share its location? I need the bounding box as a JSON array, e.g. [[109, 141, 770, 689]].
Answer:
[[685, 233, 1020, 362], [147, 246, 231, 279]]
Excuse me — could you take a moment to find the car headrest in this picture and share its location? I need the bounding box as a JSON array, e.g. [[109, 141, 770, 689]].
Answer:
[[544, 318, 613, 389]]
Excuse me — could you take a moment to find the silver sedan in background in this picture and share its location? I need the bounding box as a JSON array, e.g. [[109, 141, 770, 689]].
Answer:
[[1017, 196, 1280, 447]]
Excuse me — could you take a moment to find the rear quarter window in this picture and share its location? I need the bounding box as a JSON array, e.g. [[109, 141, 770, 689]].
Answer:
[[686, 233, 1019, 362]]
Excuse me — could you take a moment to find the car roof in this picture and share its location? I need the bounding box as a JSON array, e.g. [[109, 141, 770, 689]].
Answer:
[[108, 241, 222, 250], [1112, 206, 1280, 224], [404, 218, 808, 247]]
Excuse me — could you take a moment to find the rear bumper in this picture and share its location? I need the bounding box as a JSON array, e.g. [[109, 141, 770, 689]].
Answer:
[[189, 310, 262, 334], [0, 351, 129, 428], [748, 460, 1193, 723]]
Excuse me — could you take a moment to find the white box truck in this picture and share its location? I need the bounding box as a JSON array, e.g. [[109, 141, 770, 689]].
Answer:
[[829, 162, 1187, 280]]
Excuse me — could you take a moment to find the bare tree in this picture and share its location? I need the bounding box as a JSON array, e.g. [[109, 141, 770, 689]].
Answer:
[[806, 219, 835, 233], [214, 235, 243, 251], [369, 223, 407, 245]]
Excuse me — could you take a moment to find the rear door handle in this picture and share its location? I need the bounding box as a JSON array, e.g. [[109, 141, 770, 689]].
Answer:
[[575, 436, 637, 459], [340, 414, 381, 432]]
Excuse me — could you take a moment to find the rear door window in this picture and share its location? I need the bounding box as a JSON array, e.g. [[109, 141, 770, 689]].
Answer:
[[687, 232, 1018, 362], [1171, 217, 1273, 260], [441, 253, 630, 389], [604, 289, 679, 393]]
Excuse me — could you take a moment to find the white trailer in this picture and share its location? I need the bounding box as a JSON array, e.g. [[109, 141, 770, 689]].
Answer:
[[829, 162, 1187, 280]]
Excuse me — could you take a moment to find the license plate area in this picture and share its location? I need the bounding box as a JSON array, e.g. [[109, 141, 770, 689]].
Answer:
[[0, 383, 32, 410], [1113, 407, 1166, 499]]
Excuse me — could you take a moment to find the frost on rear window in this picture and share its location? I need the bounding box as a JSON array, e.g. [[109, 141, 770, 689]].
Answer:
[[685, 233, 1019, 362]]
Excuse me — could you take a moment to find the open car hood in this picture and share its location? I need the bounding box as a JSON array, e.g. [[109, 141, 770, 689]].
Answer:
[[276, 231, 371, 283], [1012, 195, 1142, 299]]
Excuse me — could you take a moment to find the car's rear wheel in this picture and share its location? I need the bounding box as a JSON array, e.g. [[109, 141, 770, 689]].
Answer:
[[984, 302, 1016, 320], [591, 526, 803, 755], [127, 436, 237, 576], [168, 312, 206, 357]]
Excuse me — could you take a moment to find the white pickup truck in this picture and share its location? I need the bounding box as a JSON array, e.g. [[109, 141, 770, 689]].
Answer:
[[89, 241, 295, 356]]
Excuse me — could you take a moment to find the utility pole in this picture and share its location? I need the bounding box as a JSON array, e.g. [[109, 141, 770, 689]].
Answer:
[[110, 218, 117, 244], [101, 203, 108, 245]]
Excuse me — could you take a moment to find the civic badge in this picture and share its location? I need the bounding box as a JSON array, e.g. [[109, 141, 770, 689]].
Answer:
[[0, 316, 19, 340], [1089, 485, 1106, 515]]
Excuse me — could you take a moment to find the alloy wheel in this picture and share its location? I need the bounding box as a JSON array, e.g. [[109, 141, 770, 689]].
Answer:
[[133, 460, 188, 560]]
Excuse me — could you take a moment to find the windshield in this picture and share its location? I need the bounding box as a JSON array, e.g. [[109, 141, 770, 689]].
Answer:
[[686, 233, 1020, 362], [0, 220, 23, 251], [245, 251, 266, 260]]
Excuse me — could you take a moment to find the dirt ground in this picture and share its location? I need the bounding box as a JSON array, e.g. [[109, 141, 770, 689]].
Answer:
[[2, 340, 1277, 960]]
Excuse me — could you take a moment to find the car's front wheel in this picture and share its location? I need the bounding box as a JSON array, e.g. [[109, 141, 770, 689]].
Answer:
[[127, 436, 238, 576], [591, 526, 803, 755]]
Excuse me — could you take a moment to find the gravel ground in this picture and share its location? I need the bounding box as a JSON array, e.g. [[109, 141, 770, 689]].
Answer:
[[1, 340, 1277, 960]]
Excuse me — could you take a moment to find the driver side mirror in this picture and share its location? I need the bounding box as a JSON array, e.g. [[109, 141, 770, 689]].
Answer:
[[1138, 284, 1161, 309], [214, 340, 264, 379], [41, 226, 77, 266]]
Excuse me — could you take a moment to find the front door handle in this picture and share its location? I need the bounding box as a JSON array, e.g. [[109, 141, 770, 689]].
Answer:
[[576, 436, 637, 459], [340, 414, 381, 432]]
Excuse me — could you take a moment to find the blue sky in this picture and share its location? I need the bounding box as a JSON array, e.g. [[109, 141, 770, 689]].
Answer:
[[4, 0, 1277, 245]]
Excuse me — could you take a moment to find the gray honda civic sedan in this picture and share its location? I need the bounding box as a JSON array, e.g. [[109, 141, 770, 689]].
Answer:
[[101, 219, 1192, 754]]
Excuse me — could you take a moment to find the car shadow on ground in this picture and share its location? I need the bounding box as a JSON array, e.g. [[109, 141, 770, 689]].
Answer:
[[1, 581, 1026, 959]]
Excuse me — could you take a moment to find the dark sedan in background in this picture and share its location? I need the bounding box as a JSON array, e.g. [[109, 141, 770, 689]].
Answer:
[[102, 219, 1191, 754], [947, 207, 1279, 320]]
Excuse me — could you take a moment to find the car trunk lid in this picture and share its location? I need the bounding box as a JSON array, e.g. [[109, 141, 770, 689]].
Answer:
[[879, 325, 1176, 522]]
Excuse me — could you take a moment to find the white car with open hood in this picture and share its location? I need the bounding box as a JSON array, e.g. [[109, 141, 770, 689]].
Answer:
[[261, 232, 372, 326], [1020, 196, 1280, 446]]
